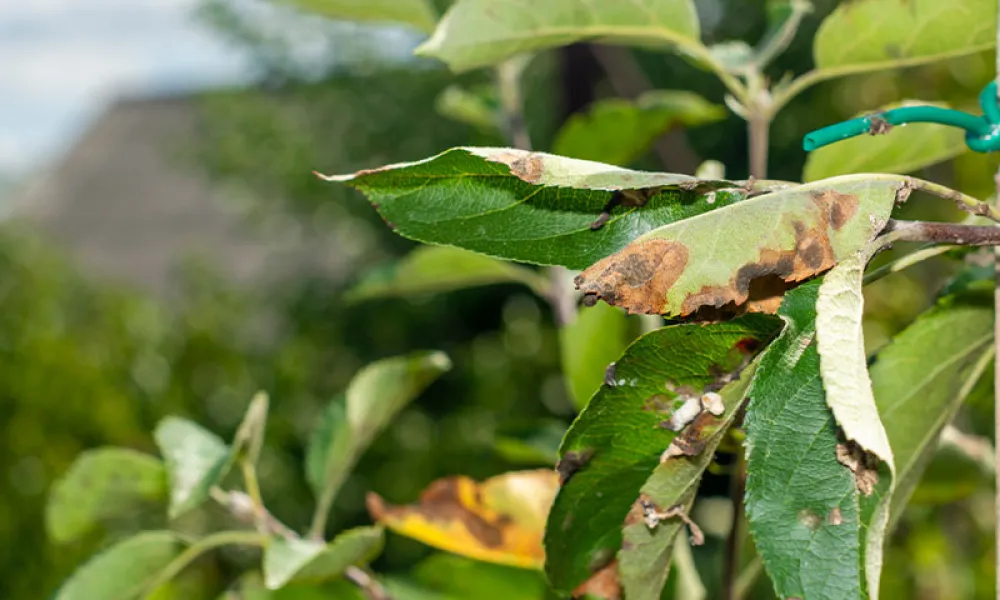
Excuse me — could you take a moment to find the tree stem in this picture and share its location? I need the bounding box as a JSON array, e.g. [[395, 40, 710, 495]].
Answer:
[[748, 113, 770, 180], [994, 16, 1000, 585], [496, 58, 533, 151], [883, 220, 1000, 246]]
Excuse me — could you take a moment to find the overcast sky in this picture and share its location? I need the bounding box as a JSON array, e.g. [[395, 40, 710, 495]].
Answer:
[[0, 0, 260, 174]]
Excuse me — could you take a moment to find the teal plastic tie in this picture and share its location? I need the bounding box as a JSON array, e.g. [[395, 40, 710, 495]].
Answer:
[[803, 81, 1000, 154]]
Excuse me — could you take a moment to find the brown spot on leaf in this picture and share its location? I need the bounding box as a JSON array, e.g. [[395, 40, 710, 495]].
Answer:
[[366, 470, 557, 569], [575, 239, 689, 314], [487, 151, 545, 184], [797, 509, 822, 531], [578, 189, 865, 317], [812, 190, 858, 231], [835, 441, 880, 496], [660, 410, 723, 461], [572, 561, 622, 600], [367, 484, 503, 548], [827, 507, 843, 526], [557, 449, 595, 485]]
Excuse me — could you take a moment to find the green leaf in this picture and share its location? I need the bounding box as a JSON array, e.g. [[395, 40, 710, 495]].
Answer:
[[307, 352, 451, 531], [803, 102, 967, 181], [46, 448, 166, 544], [415, 0, 701, 72], [154, 417, 231, 519], [869, 283, 994, 522], [908, 441, 992, 506], [435, 85, 499, 132], [264, 527, 384, 589], [618, 358, 761, 600], [745, 283, 892, 600], [410, 553, 549, 600], [576, 175, 904, 317], [815, 250, 895, 595], [322, 147, 748, 270], [560, 302, 632, 410], [814, 0, 996, 76], [544, 315, 782, 593], [345, 246, 550, 303], [233, 391, 270, 466], [279, 0, 437, 32], [55, 531, 184, 600], [551, 91, 724, 166], [493, 421, 566, 466]]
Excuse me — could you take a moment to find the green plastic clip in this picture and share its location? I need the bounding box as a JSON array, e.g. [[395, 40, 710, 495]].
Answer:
[[803, 81, 1000, 154]]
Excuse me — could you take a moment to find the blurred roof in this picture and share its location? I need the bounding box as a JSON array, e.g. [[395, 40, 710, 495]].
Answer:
[[12, 92, 345, 297]]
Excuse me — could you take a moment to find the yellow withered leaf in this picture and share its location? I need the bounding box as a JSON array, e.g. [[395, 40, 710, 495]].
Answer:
[[366, 469, 558, 569]]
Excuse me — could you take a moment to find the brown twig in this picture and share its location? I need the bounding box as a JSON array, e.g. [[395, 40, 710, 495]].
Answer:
[[880, 219, 1000, 246]]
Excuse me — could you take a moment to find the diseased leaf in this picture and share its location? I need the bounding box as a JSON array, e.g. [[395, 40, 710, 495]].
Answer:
[[618, 359, 760, 600], [552, 91, 724, 166], [415, 0, 700, 72], [804, 102, 968, 181], [745, 283, 892, 600], [817, 251, 894, 465], [870, 282, 994, 523], [263, 527, 384, 589], [576, 176, 905, 317], [46, 448, 166, 544], [306, 352, 452, 515], [280, 0, 437, 32], [560, 302, 632, 410], [321, 147, 749, 270], [815, 251, 895, 595], [366, 469, 558, 569], [814, 0, 995, 75], [545, 315, 782, 593], [154, 417, 231, 518], [345, 246, 549, 303], [54, 531, 184, 600]]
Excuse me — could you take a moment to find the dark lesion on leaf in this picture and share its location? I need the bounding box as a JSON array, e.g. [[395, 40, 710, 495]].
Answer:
[[589, 188, 662, 231], [575, 239, 690, 314], [577, 190, 862, 318], [556, 448, 595, 485], [835, 439, 880, 496], [365, 480, 506, 548]]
